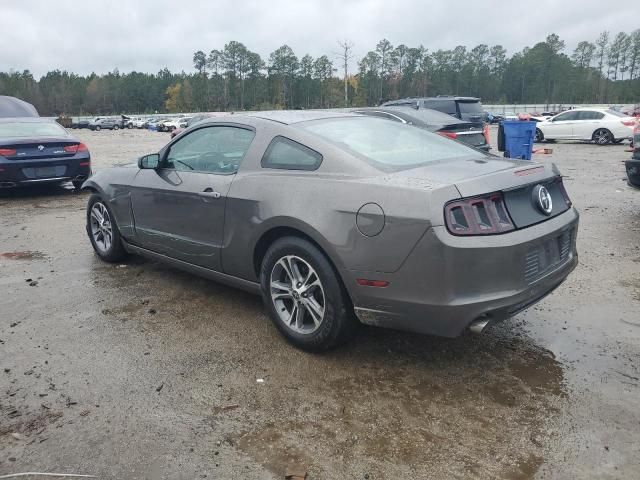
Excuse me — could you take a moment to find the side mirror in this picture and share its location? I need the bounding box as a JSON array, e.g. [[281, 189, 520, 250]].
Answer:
[[138, 153, 160, 169]]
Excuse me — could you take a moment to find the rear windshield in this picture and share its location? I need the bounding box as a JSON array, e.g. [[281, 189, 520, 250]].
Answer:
[[301, 116, 483, 170], [606, 109, 628, 117], [0, 121, 68, 138], [458, 101, 484, 114]]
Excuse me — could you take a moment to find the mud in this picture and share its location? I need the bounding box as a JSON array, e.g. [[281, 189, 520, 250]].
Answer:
[[0, 128, 639, 478]]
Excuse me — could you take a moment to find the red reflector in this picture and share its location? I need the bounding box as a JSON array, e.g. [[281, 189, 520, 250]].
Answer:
[[438, 131, 458, 139], [79, 161, 91, 167], [64, 143, 89, 153], [483, 124, 490, 144], [356, 279, 389, 288], [0, 148, 17, 156], [621, 119, 636, 127], [515, 166, 544, 176]]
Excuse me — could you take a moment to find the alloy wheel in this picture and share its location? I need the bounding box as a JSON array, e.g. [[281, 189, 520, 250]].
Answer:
[[594, 129, 611, 145], [270, 255, 325, 334], [90, 202, 113, 254]]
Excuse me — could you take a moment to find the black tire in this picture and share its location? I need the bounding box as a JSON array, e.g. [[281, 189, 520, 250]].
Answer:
[[128, 123, 134, 129], [95, 125, 101, 131], [535, 128, 544, 143], [260, 236, 358, 352], [593, 128, 613, 145], [113, 125, 119, 130], [613, 139, 623, 144], [72, 180, 84, 190], [86, 193, 127, 263]]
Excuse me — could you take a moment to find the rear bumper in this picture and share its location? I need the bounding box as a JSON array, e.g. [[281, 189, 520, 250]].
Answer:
[[0, 155, 91, 187], [347, 208, 579, 337]]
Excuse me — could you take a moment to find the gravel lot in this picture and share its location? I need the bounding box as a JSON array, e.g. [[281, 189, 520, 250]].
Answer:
[[1, 127, 639, 479]]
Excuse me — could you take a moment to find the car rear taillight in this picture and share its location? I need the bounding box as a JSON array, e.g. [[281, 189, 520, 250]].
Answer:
[[556, 177, 572, 208], [0, 148, 17, 156], [438, 131, 458, 139], [483, 124, 490, 144], [445, 192, 515, 235], [64, 143, 89, 153], [621, 119, 636, 127]]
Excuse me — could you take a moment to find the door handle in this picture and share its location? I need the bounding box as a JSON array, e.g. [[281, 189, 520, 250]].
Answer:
[[199, 188, 222, 199]]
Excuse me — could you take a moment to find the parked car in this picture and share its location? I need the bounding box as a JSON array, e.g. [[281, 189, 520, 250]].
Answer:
[[486, 112, 505, 124], [163, 117, 192, 132], [535, 108, 636, 145], [82, 111, 578, 351], [170, 113, 220, 138], [71, 119, 91, 129], [156, 118, 181, 132], [351, 106, 490, 151], [130, 117, 147, 128], [0, 117, 90, 189], [146, 118, 163, 131], [89, 118, 120, 131], [0, 95, 39, 118], [382, 96, 486, 127], [626, 123, 640, 188]]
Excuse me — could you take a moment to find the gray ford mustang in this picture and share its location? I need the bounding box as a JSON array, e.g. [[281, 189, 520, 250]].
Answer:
[[83, 111, 579, 351]]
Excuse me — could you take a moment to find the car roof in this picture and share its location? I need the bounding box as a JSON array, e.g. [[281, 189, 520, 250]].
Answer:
[[387, 96, 480, 103], [0, 96, 39, 118], [243, 110, 360, 125], [352, 106, 468, 125], [0, 117, 58, 124]]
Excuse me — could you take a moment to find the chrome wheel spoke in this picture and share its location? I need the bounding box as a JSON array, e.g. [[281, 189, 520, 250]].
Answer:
[[304, 298, 324, 327], [90, 202, 113, 254], [270, 254, 325, 334]]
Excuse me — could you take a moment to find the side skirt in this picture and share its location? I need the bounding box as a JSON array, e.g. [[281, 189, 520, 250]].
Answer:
[[121, 238, 261, 295]]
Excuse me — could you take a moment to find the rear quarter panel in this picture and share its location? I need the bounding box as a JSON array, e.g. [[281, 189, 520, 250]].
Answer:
[[221, 169, 460, 282]]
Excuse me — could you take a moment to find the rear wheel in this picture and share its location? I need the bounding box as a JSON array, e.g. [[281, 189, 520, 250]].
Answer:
[[535, 128, 544, 143], [593, 128, 613, 145], [128, 123, 134, 129], [86, 194, 126, 262], [113, 125, 119, 130], [260, 237, 358, 351], [95, 125, 101, 131]]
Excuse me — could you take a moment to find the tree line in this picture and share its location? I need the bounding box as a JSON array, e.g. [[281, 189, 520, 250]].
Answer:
[[1, 31, 638, 116]]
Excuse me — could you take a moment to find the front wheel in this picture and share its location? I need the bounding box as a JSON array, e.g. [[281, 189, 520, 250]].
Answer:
[[113, 125, 119, 130], [593, 128, 613, 145], [86, 194, 127, 262], [260, 237, 358, 351], [95, 125, 101, 131]]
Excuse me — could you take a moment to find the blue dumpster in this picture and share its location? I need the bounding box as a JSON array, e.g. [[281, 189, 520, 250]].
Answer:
[[499, 121, 536, 160]]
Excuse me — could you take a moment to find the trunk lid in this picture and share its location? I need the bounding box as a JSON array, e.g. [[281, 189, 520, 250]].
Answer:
[[0, 137, 79, 160]]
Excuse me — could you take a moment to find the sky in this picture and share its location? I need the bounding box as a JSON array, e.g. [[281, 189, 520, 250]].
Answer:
[[1, 0, 637, 77]]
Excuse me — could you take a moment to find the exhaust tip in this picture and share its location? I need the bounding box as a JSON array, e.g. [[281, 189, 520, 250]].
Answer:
[[469, 317, 490, 334]]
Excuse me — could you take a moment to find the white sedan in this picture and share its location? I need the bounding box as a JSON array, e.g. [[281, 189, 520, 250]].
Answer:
[[535, 108, 636, 145]]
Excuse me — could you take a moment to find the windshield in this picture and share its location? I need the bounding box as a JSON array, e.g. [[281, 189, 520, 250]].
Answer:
[[301, 116, 483, 170], [458, 101, 483, 114], [0, 121, 69, 138]]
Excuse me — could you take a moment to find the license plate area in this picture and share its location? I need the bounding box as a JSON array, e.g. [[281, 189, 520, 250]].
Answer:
[[524, 229, 573, 284], [22, 165, 67, 179]]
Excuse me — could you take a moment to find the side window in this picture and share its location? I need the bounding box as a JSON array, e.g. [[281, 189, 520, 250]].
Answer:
[[164, 126, 254, 174], [261, 136, 323, 171], [553, 111, 578, 122]]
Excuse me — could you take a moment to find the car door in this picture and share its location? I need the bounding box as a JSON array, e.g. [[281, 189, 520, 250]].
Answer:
[[573, 111, 604, 139], [130, 124, 255, 271], [543, 111, 580, 139]]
